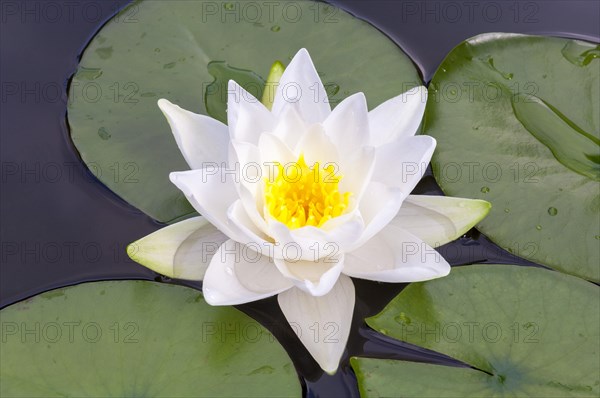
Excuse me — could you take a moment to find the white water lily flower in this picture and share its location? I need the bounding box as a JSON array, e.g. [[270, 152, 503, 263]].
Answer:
[[128, 48, 490, 374]]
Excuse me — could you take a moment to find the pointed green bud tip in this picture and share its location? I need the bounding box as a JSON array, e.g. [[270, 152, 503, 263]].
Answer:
[[261, 60, 286, 110]]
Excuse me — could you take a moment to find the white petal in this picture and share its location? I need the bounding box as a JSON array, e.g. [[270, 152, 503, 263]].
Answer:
[[344, 224, 450, 282], [272, 105, 307, 149], [158, 99, 229, 169], [319, 92, 376, 204], [277, 276, 355, 374], [258, 132, 296, 168], [323, 92, 370, 155], [272, 49, 331, 124], [229, 141, 270, 235], [227, 200, 274, 253], [127, 217, 227, 281], [292, 213, 364, 249], [229, 140, 262, 195], [203, 240, 293, 305], [369, 86, 428, 147], [293, 124, 340, 166], [227, 80, 275, 144], [371, 135, 436, 196], [274, 254, 344, 296], [230, 140, 260, 173], [170, 168, 240, 240], [237, 182, 270, 236], [350, 182, 405, 250], [336, 146, 375, 205], [392, 195, 491, 247], [267, 212, 364, 260]]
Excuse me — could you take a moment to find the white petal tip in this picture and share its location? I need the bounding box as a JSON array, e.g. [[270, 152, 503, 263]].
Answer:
[[422, 134, 436, 145], [413, 134, 437, 153], [157, 98, 176, 113], [169, 171, 191, 195], [168, 172, 179, 184], [314, 348, 343, 374], [442, 265, 451, 277], [296, 48, 310, 57], [436, 262, 452, 278], [289, 48, 315, 69], [227, 79, 238, 90], [202, 292, 218, 306], [202, 293, 234, 307]]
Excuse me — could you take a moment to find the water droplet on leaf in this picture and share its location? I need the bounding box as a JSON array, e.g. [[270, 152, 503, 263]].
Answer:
[[97, 127, 111, 140], [325, 82, 340, 96], [394, 312, 411, 325]]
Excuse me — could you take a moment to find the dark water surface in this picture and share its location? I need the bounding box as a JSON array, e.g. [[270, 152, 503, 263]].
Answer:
[[1, 1, 598, 397]]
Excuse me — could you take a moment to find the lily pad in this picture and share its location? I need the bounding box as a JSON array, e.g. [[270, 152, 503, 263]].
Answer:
[[0, 281, 300, 397], [352, 264, 600, 397], [67, 0, 421, 223], [423, 33, 600, 282]]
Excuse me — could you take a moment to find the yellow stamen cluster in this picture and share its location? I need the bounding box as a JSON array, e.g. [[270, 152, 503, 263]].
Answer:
[[264, 154, 351, 229]]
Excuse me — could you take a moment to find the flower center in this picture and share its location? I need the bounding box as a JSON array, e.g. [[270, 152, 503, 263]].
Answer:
[[264, 154, 351, 229]]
